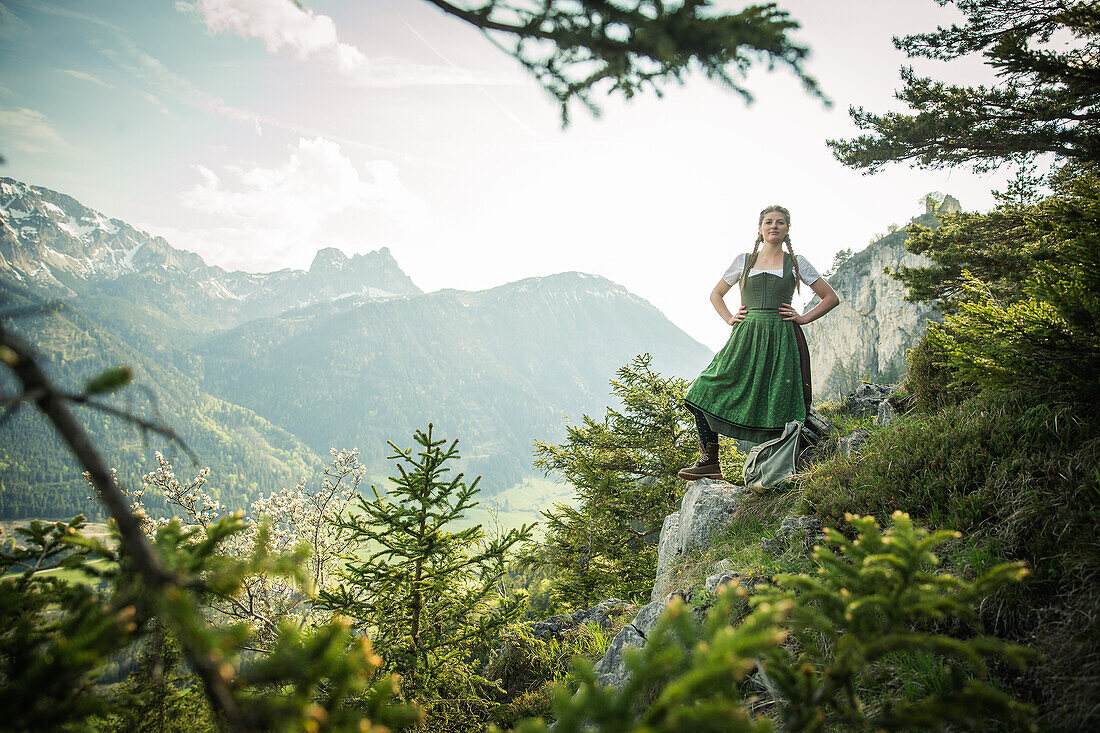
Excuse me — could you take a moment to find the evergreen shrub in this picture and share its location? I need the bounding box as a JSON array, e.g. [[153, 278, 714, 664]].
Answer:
[[799, 393, 1100, 725], [514, 514, 1035, 732]]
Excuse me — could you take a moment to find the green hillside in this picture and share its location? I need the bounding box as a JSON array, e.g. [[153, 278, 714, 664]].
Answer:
[[191, 273, 711, 494], [0, 283, 320, 519]]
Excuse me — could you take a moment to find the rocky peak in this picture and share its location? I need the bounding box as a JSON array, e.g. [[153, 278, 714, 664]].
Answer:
[[309, 247, 349, 272], [300, 245, 420, 303], [0, 177, 420, 322], [923, 192, 962, 216], [0, 177, 204, 295], [802, 199, 952, 400]]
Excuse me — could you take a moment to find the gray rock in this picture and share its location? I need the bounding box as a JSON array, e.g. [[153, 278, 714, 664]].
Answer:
[[875, 399, 896, 426], [777, 516, 822, 540], [652, 479, 746, 601], [593, 625, 646, 688], [711, 558, 733, 574], [651, 512, 681, 601], [761, 538, 785, 555], [630, 600, 667, 638], [527, 598, 633, 641], [802, 410, 834, 446], [762, 516, 825, 555], [844, 382, 898, 416], [678, 479, 747, 554], [839, 428, 870, 458], [705, 570, 741, 592], [748, 664, 783, 706]]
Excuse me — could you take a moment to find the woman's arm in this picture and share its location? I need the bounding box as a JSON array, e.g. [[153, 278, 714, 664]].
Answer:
[[778, 278, 840, 326], [710, 279, 748, 325]]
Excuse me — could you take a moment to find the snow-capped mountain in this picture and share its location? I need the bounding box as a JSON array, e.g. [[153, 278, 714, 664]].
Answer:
[[0, 177, 421, 326], [0, 176, 714, 522]]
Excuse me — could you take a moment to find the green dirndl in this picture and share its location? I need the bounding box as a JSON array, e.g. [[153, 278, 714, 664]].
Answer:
[[684, 252, 811, 444]]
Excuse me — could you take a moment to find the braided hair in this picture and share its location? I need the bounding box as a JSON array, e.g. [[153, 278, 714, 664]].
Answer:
[[751, 204, 802, 293]]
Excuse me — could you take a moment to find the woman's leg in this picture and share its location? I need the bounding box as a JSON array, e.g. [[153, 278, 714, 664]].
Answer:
[[679, 403, 722, 480], [686, 403, 720, 446]]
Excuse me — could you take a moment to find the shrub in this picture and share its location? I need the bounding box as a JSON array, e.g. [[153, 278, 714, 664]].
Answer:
[[758, 513, 1035, 731], [799, 393, 1100, 726], [514, 514, 1035, 732]]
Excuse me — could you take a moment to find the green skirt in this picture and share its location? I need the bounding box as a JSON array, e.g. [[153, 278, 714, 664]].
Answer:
[[684, 310, 808, 443]]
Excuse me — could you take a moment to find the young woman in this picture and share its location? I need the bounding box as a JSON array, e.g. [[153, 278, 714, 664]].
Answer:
[[678, 205, 840, 480]]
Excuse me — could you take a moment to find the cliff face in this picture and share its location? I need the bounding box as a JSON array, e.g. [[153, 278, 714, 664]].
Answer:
[[803, 212, 943, 401]]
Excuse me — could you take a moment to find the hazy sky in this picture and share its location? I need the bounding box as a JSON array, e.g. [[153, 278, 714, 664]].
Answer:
[[0, 0, 1012, 351]]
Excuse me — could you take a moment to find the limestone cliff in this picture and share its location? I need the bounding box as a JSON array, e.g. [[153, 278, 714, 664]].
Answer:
[[802, 198, 958, 400]]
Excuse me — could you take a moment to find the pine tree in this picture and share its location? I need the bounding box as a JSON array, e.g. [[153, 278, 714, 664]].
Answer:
[[320, 425, 533, 730], [427, 0, 828, 123], [828, 0, 1100, 172], [525, 354, 700, 608]]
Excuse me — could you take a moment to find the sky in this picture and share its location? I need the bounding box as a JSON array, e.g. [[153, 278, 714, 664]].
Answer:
[[0, 0, 1014, 351]]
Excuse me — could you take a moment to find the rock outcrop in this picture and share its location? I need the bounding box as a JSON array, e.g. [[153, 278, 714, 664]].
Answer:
[[593, 477, 749, 686], [803, 205, 950, 401], [651, 478, 748, 601]]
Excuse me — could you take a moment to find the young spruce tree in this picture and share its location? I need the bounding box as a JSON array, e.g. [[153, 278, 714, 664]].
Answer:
[[320, 425, 532, 731], [526, 354, 704, 609]]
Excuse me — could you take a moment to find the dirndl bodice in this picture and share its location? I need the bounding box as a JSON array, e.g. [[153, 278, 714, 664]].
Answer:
[[684, 252, 810, 444]]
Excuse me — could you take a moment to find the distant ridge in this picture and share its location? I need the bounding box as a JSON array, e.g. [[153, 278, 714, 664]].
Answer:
[[0, 177, 712, 519]]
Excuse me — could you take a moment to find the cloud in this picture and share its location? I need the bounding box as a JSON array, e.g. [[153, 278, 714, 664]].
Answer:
[[0, 4, 30, 39], [93, 34, 265, 127], [58, 69, 115, 88], [0, 107, 69, 153], [190, 0, 511, 87], [198, 0, 366, 73], [163, 137, 428, 270], [142, 92, 171, 115]]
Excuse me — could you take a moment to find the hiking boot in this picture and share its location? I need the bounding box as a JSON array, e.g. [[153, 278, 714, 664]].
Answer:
[[677, 442, 722, 480]]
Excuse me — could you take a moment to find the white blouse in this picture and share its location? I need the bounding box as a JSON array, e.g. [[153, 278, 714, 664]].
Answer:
[[722, 253, 821, 286]]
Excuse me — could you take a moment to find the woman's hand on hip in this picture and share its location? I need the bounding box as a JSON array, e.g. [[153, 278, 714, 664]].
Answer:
[[728, 306, 748, 325], [779, 303, 807, 325]]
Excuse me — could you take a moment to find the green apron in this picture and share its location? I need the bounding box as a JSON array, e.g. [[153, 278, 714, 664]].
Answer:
[[685, 252, 809, 444]]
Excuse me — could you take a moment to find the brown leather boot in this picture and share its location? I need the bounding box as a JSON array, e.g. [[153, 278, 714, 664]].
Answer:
[[677, 442, 723, 480]]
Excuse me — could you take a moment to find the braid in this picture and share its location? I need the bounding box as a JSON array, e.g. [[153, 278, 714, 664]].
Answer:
[[749, 235, 762, 269], [784, 235, 801, 293]]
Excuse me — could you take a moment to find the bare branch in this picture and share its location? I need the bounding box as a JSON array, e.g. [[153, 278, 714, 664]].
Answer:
[[0, 322, 256, 733]]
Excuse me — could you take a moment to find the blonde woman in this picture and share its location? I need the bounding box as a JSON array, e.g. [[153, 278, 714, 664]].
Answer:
[[679, 205, 840, 480]]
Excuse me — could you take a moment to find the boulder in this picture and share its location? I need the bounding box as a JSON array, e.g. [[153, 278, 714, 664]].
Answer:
[[630, 600, 667, 638], [839, 429, 870, 458], [761, 537, 785, 555], [528, 598, 634, 641], [652, 479, 747, 600], [844, 382, 898, 416], [678, 479, 748, 551], [802, 410, 834, 446], [705, 569, 741, 591], [762, 516, 825, 555], [593, 599, 665, 687], [593, 625, 646, 688], [777, 516, 823, 541], [488, 598, 636, 697], [875, 399, 896, 427], [652, 512, 682, 601]]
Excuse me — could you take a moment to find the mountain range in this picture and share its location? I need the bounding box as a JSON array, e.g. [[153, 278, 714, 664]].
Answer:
[[0, 177, 712, 519]]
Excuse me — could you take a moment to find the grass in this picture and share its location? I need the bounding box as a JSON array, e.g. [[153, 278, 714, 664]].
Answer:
[[663, 487, 814, 601], [796, 392, 1100, 728], [814, 399, 878, 435], [647, 390, 1097, 728]]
